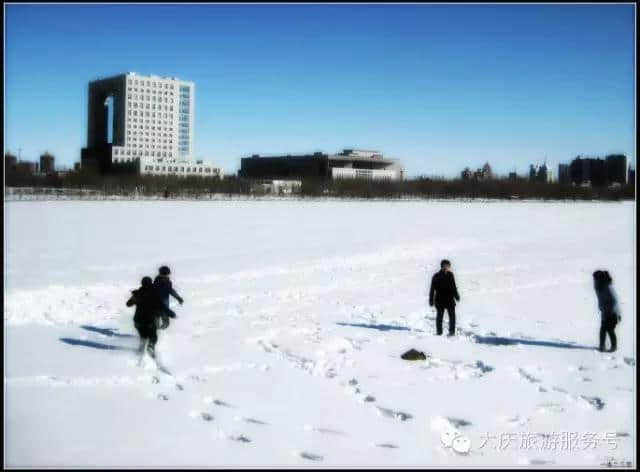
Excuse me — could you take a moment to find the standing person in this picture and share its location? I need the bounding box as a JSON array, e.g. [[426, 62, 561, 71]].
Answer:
[[429, 259, 461, 336], [127, 276, 176, 358], [153, 265, 184, 328], [593, 270, 621, 352]]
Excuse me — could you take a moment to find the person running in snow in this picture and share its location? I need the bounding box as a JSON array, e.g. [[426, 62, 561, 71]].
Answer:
[[593, 270, 621, 352], [153, 265, 184, 328], [127, 276, 176, 358], [429, 259, 461, 336]]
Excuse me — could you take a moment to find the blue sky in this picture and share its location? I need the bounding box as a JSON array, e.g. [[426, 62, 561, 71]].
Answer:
[[4, 4, 636, 177]]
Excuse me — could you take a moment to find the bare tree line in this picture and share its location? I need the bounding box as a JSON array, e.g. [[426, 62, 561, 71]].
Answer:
[[4, 168, 635, 201]]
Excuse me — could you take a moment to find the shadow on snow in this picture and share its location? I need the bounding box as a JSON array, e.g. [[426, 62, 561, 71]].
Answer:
[[59, 338, 137, 352], [336, 322, 595, 351], [470, 335, 596, 350], [336, 322, 414, 332], [80, 325, 136, 338]]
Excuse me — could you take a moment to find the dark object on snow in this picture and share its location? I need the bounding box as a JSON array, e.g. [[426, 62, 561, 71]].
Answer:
[[401, 349, 427, 361]]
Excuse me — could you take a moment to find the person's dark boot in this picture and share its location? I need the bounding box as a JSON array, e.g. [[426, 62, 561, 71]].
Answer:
[[598, 345, 606, 352]]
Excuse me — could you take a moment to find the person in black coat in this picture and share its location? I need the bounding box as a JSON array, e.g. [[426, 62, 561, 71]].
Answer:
[[154, 266, 184, 307], [429, 259, 461, 336], [127, 276, 177, 358], [593, 270, 621, 352]]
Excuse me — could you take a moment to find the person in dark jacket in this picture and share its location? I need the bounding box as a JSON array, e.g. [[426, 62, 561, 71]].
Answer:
[[593, 270, 621, 352], [127, 276, 176, 358], [429, 259, 461, 336], [154, 266, 184, 307], [153, 265, 183, 328]]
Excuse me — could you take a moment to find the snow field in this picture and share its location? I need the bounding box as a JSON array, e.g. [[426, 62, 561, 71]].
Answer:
[[4, 200, 636, 467]]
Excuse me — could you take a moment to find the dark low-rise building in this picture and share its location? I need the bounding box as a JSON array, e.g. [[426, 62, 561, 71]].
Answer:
[[239, 149, 403, 181], [5, 152, 17, 172], [16, 161, 37, 174]]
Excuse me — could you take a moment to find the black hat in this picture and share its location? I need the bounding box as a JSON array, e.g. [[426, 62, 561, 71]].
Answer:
[[159, 266, 171, 276], [593, 270, 612, 286], [141, 276, 153, 287], [441, 259, 451, 268]]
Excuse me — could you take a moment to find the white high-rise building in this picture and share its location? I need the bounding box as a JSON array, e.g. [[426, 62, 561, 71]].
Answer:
[[82, 72, 222, 178]]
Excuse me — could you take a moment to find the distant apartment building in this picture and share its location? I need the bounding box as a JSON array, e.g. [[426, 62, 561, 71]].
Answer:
[[239, 149, 403, 181], [461, 163, 492, 181], [605, 154, 628, 185], [558, 164, 570, 184], [469, 163, 493, 181], [81, 72, 222, 178], [529, 163, 552, 183], [40, 152, 55, 174], [566, 155, 627, 186]]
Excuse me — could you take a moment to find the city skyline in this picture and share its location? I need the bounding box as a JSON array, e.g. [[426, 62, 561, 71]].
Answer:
[[4, 3, 636, 177]]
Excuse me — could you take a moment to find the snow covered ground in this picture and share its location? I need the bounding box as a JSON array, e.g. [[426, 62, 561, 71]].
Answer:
[[4, 200, 636, 467]]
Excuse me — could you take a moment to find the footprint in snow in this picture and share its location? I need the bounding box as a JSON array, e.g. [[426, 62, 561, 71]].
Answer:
[[304, 425, 345, 435], [375, 406, 413, 421], [298, 451, 323, 462], [623, 357, 635, 366], [213, 399, 234, 408], [517, 368, 541, 384], [243, 417, 269, 425], [536, 403, 565, 413], [200, 412, 214, 422], [157, 393, 169, 401], [189, 375, 208, 382], [446, 417, 472, 428], [375, 443, 399, 449], [522, 459, 555, 465], [203, 396, 234, 408], [573, 395, 605, 410]]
